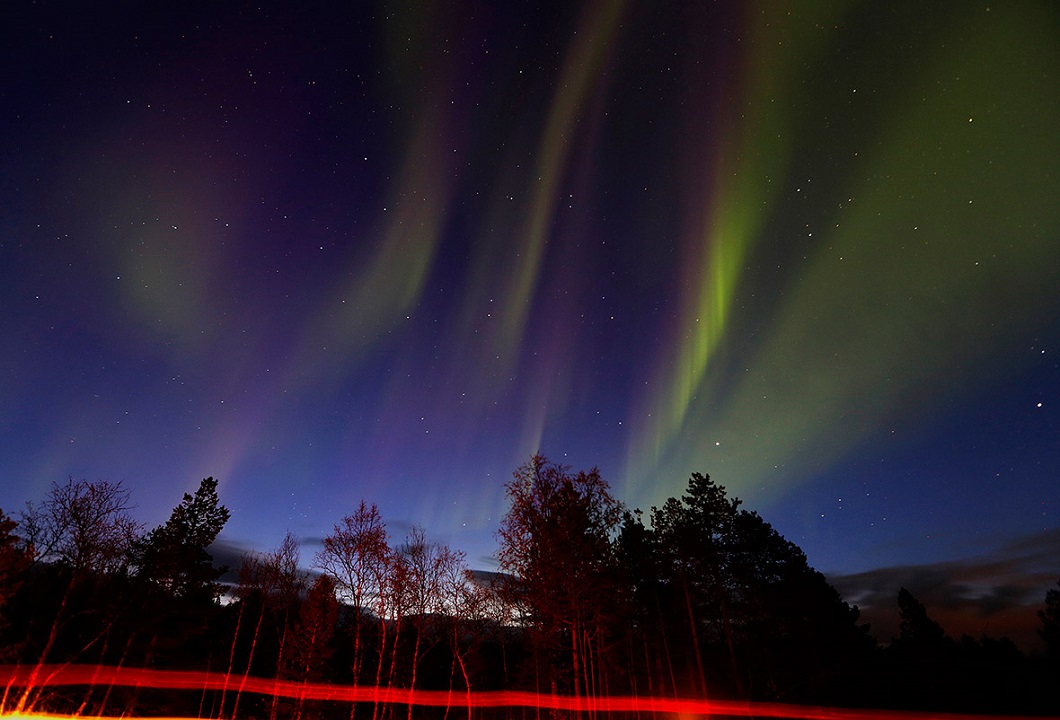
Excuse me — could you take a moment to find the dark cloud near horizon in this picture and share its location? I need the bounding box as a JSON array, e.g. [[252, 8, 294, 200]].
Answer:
[[828, 527, 1059, 611], [826, 527, 1059, 649]]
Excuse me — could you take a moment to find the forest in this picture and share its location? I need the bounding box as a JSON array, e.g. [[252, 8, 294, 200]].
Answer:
[[0, 456, 1057, 718]]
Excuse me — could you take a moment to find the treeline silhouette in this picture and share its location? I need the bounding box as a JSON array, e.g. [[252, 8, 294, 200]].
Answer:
[[0, 456, 1057, 717]]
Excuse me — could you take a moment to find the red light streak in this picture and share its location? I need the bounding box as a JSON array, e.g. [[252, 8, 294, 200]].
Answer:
[[0, 665, 1052, 720]]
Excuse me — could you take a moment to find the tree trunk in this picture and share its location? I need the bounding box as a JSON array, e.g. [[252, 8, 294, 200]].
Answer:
[[406, 626, 422, 720], [371, 616, 388, 720], [16, 576, 75, 712], [232, 603, 267, 719], [570, 618, 582, 698], [680, 574, 707, 697], [717, 588, 744, 698], [219, 600, 246, 718], [452, 629, 473, 720], [270, 612, 291, 720]]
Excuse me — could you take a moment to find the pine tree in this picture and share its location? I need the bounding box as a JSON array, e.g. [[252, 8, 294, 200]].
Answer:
[[136, 477, 230, 601], [1039, 578, 1060, 662], [132, 477, 231, 671], [0, 510, 31, 660], [896, 587, 947, 648]]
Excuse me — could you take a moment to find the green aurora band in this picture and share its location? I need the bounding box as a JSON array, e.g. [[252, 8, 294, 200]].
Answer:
[[625, 2, 1059, 510]]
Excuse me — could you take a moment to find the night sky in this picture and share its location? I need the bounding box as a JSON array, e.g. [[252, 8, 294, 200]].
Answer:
[[2, 2, 1057, 644]]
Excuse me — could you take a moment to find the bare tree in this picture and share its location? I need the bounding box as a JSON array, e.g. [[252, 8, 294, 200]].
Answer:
[[13, 480, 143, 712], [283, 573, 340, 720], [392, 527, 469, 718], [20, 478, 142, 576], [316, 501, 390, 690], [439, 559, 487, 720], [267, 532, 305, 720], [226, 533, 307, 720]]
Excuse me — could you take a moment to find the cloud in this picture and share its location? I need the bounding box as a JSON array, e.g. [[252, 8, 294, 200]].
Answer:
[[826, 528, 1059, 652], [207, 537, 256, 586]]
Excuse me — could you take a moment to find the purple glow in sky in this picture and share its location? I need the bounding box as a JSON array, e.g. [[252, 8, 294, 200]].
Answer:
[[2, 1, 1057, 647]]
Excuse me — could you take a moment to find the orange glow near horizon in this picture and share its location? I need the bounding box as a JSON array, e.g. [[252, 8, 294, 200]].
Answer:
[[0, 664, 1052, 720]]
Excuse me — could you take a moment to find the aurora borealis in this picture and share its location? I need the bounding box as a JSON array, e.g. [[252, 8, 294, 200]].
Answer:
[[2, 1, 1057, 641]]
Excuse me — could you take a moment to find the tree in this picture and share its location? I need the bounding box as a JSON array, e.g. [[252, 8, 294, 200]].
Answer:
[[436, 554, 484, 706], [265, 533, 306, 686], [232, 532, 306, 672], [497, 455, 623, 698], [0, 510, 28, 609], [724, 508, 874, 700], [316, 500, 391, 686], [639, 473, 873, 701], [896, 587, 947, 648], [128, 477, 230, 674], [0, 510, 31, 659], [650, 473, 741, 696], [1039, 577, 1060, 662], [20, 478, 141, 576], [136, 477, 230, 601], [10, 481, 143, 711], [283, 573, 340, 720], [615, 509, 681, 698], [226, 533, 307, 720], [392, 526, 468, 716]]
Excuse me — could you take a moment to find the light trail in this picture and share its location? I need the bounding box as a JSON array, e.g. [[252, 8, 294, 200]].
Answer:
[[1, 664, 1054, 720]]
